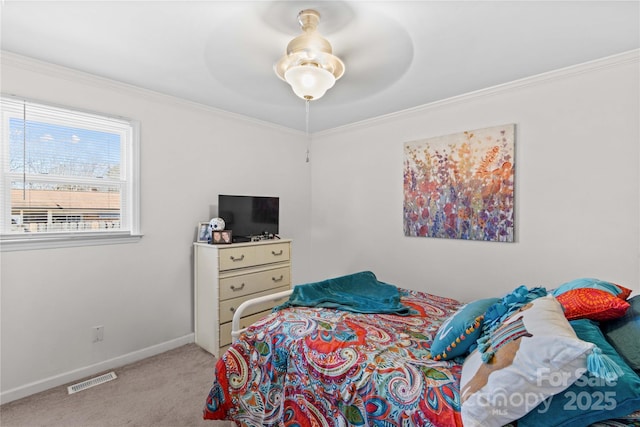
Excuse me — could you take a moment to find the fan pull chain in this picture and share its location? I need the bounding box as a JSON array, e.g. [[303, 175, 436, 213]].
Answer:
[[305, 99, 310, 163]]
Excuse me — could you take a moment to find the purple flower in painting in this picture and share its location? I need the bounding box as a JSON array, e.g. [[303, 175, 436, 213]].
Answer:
[[460, 220, 470, 240], [431, 211, 444, 237]]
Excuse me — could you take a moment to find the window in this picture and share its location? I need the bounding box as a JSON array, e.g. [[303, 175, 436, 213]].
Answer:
[[1, 96, 140, 250]]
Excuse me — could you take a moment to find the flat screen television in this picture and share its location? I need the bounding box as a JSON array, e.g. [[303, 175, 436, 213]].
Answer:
[[218, 195, 279, 242]]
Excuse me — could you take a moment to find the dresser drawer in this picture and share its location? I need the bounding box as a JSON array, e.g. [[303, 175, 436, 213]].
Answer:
[[218, 246, 257, 271], [218, 242, 291, 271], [219, 310, 275, 347], [219, 285, 290, 324], [256, 242, 291, 265], [219, 266, 291, 300]]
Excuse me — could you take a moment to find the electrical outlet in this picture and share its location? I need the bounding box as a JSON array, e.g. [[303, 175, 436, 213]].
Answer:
[[93, 326, 104, 343]]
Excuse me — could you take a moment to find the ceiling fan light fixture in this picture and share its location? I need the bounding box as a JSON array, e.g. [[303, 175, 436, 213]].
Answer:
[[275, 9, 344, 101], [284, 64, 336, 100]]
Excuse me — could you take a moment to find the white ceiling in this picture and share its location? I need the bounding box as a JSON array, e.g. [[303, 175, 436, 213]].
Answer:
[[2, 1, 639, 133]]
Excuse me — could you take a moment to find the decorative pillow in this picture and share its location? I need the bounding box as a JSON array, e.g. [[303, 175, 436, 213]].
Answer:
[[611, 283, 633, 300], [429, 297, 500, 361], [480, 285, 548, 342], [556, 288, 630, 321], [519, 319, 640, 427], [552, 278, 632, 300], [460, 295, 595, 427], [600, 295, 640, 371]]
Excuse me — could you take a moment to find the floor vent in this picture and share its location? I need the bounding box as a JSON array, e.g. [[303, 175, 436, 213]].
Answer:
[[67, 371, 117, 395]]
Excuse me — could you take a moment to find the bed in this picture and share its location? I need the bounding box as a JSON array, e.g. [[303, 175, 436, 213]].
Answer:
[[203, 272, 640, 426]]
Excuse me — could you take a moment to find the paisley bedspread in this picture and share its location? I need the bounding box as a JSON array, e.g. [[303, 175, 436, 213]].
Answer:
[[203, 289, 465, 426]]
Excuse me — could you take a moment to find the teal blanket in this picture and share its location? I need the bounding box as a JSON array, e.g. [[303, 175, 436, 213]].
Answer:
[[274, 271, 415, 315]]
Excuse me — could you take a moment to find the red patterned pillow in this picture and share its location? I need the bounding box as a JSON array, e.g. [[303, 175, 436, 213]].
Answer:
[[612, 283, 633, 300], [556, 288, 630, 321]]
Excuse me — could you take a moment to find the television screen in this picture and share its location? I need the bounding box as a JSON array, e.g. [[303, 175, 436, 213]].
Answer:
[[218, 195, 279, 240]]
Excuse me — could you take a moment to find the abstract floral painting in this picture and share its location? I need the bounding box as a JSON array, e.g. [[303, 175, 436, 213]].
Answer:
[[403, 124, 515, 242]]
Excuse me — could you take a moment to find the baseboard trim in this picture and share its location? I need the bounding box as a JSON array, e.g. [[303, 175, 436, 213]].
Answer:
[[0, 333, 195, 405]]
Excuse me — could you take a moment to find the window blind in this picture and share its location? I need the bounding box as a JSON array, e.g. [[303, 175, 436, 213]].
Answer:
[[1, 96, 138, 241]]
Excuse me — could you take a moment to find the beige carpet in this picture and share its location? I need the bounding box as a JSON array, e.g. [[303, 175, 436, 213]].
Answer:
[[0, 343, 233, 427]]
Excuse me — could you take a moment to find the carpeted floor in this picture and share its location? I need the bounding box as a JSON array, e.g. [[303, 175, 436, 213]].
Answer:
[[0, 343, 233, 427]]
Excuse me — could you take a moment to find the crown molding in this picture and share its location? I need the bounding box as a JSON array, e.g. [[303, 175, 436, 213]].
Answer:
[[2, 49, 637, 139], [0, 50, 303, 137], [316, 49, 640, 137]]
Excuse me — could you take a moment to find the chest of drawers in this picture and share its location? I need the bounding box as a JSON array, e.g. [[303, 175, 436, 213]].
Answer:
[[194, 239, 292, 357]]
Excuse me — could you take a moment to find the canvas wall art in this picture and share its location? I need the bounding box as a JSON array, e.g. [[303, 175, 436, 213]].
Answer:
[[403, 124, 515, 242]]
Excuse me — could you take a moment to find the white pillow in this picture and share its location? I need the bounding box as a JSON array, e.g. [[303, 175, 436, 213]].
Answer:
[[460, 295, 594, 427]]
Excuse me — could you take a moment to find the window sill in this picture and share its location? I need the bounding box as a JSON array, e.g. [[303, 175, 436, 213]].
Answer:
[[0, 232, 143, 251]]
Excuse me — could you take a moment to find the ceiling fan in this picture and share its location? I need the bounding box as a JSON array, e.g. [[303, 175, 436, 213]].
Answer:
[[274, 9, 346, 101], [204, 2, 413, 107]]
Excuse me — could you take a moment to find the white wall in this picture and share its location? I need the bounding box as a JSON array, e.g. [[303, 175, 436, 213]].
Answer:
[[2, 50, 638, 404], [0, 53, 313, 402], [309, 51, 640, 301]]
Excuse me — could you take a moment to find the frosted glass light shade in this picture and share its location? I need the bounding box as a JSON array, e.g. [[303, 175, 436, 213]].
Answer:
[[284, 65, 336, 100]]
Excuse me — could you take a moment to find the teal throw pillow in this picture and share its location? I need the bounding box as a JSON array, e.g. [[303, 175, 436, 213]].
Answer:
[[430, 297, 499, 361], [601, 295, 640, 371], [519, 319, 640, 427]]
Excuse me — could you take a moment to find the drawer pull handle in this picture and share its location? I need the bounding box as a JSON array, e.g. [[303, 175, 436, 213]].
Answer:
[[230, 307, 235, 312], [230, 254, 245, 262], [230, 283, 245, 291], [272, 250, 284, 256], [272, 275, 284, 283]]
